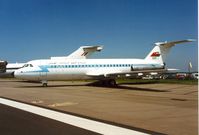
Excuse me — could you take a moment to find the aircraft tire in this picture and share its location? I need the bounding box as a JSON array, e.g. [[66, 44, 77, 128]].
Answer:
[[108, 79, 117, 87], [42, 83, 48, 87]]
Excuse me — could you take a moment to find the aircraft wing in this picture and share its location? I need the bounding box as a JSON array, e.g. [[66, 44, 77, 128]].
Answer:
[[167, 68, 179, 71], [86, 69, 167, 78], [86, 70, 123, 78]]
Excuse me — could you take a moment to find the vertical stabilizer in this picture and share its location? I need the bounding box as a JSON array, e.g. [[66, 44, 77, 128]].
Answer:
[[145, 39, 195, 64]]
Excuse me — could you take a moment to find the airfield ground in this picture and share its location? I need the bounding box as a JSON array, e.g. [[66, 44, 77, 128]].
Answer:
[[0, 79, 198, 135]]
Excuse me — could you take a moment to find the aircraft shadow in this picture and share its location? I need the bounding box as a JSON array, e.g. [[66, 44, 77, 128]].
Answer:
[[87, 82, 169, 92], [16, 81, 169, 92], [88, 86, 169, 92]]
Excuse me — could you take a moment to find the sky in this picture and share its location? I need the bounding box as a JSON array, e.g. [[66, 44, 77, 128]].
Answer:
[[0, 0, 197, 71]]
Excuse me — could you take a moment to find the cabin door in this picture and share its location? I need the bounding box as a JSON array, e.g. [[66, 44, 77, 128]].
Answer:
[[40, 72, 47, 80]]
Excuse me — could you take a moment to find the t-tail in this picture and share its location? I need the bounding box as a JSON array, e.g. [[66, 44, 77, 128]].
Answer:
[[67, 45, 103, 59], [145, 39, 195, 65]]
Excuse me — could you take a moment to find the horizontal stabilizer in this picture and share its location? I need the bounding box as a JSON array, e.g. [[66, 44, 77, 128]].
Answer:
[[82, 46, 103, 52], [155, 39, 196, 48]]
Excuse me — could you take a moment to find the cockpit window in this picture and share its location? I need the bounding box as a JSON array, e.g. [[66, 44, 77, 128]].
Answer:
[[23, 64, 33, 67], [23, 64, 28, 67]]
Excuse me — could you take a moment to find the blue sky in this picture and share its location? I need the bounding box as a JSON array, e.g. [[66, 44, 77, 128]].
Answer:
[[0, 0, 197, 71]]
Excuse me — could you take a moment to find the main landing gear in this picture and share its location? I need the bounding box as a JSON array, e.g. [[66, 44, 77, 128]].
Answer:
[[100, 79, 117, 87]]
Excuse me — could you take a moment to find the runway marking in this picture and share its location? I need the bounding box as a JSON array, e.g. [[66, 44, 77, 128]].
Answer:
[[0, 97, 149, 135], [48, 102, 78, 107]]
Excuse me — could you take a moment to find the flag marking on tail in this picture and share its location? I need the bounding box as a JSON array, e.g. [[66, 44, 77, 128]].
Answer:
[[150, 52, 161, 59], [150, 52, 161, 57]]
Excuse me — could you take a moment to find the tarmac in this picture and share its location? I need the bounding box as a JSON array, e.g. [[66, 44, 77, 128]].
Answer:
[[0, 104, 100, 135], [0, 79, 198, 135]]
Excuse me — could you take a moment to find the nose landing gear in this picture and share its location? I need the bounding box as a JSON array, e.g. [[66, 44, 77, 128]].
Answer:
[[41, 80, 48, 87]]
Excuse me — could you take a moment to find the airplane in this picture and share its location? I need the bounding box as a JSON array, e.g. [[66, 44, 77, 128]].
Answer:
[[0, 45, 103, 77], [14, 39, 195, 87], [0, 62, 26, 77]]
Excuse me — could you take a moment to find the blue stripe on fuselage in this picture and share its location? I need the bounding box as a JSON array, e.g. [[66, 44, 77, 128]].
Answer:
[[39, 65, 49, 72]]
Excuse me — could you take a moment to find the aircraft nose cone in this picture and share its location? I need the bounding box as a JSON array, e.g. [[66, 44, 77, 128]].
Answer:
[[14, 70, 18, 78]]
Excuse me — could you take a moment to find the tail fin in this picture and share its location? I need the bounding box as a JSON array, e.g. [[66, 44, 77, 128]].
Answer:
[[67, 45, 103, 59], [145, 39, 195, 64], [51, 45, 103, 60]]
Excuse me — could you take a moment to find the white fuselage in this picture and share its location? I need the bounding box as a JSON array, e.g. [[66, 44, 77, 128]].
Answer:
[[14, 58, 164, 81]]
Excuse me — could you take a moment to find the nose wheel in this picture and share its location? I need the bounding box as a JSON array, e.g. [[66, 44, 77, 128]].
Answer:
[[42, 83, 48, 87], [41, 80, 48, 87]]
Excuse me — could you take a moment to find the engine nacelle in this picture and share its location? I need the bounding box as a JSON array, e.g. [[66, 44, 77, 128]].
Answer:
[[131, 64, 164, 71]]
